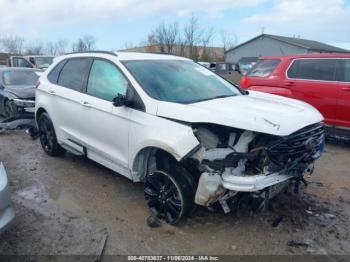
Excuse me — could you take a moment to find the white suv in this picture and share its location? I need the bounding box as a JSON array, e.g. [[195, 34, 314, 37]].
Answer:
[[35, 51, 325, 224]]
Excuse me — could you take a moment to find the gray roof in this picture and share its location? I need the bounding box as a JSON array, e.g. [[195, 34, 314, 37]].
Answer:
[[226, 34, 349, 53]]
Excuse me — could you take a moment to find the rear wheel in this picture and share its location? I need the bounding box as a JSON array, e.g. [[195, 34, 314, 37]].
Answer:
[[38, 112, 65, 156], [144, 167, 196, 225]]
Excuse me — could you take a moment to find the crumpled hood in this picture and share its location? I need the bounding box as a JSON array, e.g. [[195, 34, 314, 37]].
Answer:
[[156, 91, 324, 136], [5, 85, 35, 99]]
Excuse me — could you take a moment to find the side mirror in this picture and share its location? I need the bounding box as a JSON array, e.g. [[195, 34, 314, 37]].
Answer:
[[113, 93, 131, 107]]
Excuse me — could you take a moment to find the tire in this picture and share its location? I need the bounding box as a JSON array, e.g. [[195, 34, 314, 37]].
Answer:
[[144, 166, 196, 225], [4, 100, 16, 118], [38, 112, 65, 156]]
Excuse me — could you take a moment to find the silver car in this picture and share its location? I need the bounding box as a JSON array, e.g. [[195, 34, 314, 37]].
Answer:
[[0, 162, 15, 233]]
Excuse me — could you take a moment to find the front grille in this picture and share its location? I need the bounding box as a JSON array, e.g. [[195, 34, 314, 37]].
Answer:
[[268, 122, 324, 160]]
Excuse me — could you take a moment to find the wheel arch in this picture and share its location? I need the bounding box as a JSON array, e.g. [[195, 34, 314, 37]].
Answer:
[[131, 146, 183, 182], [35, 107, 47, 122]]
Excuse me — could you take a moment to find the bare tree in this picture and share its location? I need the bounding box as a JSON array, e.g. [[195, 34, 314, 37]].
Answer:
[[0, 35, 25, 54], [72, 39, 86, 52], [46, 39, 68, 55], [25, 41, 44, 55], [184, 14, 202, 60], [147, 24, 166, 52], [163, 22, 179, 54], [146, 22, 179, 54], [46, 42, 56, 56], [122, 41, 134, 50], [200, 27, 216, 61], [177, 35, 187, 57], [72, 35, 96, 52], [220, 30, 237, 52], [55, 39, 68, 55], [82, 35, 96, 50]]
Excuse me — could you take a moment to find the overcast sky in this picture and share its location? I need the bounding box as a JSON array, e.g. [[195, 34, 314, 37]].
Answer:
[[0, 0, 349, 51]]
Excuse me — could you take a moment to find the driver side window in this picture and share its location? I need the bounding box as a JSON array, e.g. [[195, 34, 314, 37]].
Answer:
[[87, 60, 128, 101], [13, 57, 33, 68]]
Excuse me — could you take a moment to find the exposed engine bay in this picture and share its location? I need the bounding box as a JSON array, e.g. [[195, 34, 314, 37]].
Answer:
[[189, 122, 325, 212]]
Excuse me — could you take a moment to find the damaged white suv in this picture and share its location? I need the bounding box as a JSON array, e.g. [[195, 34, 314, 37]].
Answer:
[[35, 51, 325, 224]]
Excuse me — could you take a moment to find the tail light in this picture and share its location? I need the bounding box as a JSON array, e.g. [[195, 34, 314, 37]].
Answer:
[[35, 81, 40, 89], [240, 76, 249, 89]]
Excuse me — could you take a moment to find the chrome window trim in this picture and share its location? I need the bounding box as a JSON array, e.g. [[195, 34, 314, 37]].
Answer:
[[285, 57, 350, 83]]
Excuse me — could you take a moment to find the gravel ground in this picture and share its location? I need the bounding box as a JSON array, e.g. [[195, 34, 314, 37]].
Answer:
[[0, 131, 349, 256]]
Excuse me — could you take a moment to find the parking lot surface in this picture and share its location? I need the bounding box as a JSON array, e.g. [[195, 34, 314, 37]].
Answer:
[[0, 131, 349, 255]]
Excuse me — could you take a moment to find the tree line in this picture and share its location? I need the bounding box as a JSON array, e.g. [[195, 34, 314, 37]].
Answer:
[[0, 35, 97, 55], [134, 14, 237, 61], [0, 15, 237, 62]]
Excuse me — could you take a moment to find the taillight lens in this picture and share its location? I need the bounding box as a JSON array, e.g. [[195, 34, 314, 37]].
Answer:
[[35, 81, 40, 89], [240, 76, 249, 89]]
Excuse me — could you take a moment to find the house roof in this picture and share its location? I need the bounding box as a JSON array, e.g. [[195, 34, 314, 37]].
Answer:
[[225, 34, 349, 53]]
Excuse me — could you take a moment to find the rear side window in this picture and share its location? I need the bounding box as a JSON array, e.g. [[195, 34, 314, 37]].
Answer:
[[47, 60, 67, 84], [12, 57, 33, 68], [58, 58, 92, 92], [247, 59, 280, 77], [287, 59, 337, 81]]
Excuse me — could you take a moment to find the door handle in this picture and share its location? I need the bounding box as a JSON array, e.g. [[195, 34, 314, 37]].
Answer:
[[48, 90, 56, 95], [81, 101, 91, 107], [342, 87, 350, 92], [285, 81, 296, 87]]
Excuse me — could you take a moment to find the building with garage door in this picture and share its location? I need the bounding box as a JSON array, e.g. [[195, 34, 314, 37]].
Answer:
[[225, 34, 349, 64]]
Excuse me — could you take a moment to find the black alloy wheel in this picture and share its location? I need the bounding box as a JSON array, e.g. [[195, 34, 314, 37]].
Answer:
[[38, 113, 65, 156], [144, 169, 195, 224]]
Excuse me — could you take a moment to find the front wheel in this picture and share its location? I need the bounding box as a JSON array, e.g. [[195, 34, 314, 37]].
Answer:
[[38, 112, 65, 156], [144, 169, 195, 225]]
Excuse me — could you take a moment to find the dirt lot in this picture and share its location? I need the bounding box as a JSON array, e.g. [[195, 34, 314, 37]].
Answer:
[[0, 131, 350, 256]]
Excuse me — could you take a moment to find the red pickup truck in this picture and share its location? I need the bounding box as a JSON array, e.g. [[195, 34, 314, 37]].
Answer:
[[240, 54, 350, 134]]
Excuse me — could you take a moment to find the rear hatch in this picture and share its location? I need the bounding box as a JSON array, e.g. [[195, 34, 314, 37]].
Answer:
[[240, 59, 281, 89]]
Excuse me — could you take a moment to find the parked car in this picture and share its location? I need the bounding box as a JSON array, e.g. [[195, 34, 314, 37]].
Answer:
[[0, 162, 15, 234], [7, 56, 54, 70], [240, 54, 350, 134], [237, 57, 258, 75], [197, 61, 211, 68], [0, 68, 42, 118], [214, 62, 242, 84], [35, 51, 325, 224]]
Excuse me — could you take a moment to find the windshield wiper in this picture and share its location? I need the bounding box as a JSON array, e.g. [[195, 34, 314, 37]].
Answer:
[[188, 94, 235, 104]]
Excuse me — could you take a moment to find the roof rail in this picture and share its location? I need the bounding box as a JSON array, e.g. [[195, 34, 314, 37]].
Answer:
[[65, 51, 118, 56], [118, 50, 186, 58]]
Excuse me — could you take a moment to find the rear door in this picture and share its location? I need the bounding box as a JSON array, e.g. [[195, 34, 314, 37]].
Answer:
[[335, 59, 350, 128], [286, 58, 340, 125], [52, 57, 93, 152]]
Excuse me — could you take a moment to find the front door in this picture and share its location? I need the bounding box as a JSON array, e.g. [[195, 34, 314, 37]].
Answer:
[[79, 59, 131, 176], [10, 56, 33, 68]]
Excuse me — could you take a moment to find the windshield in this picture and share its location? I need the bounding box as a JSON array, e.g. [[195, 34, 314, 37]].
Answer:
[[247, 59, 280, 77], [123, 60, 241, 103], [34, 57, 54, 69], [3, 70, 40, 86]]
